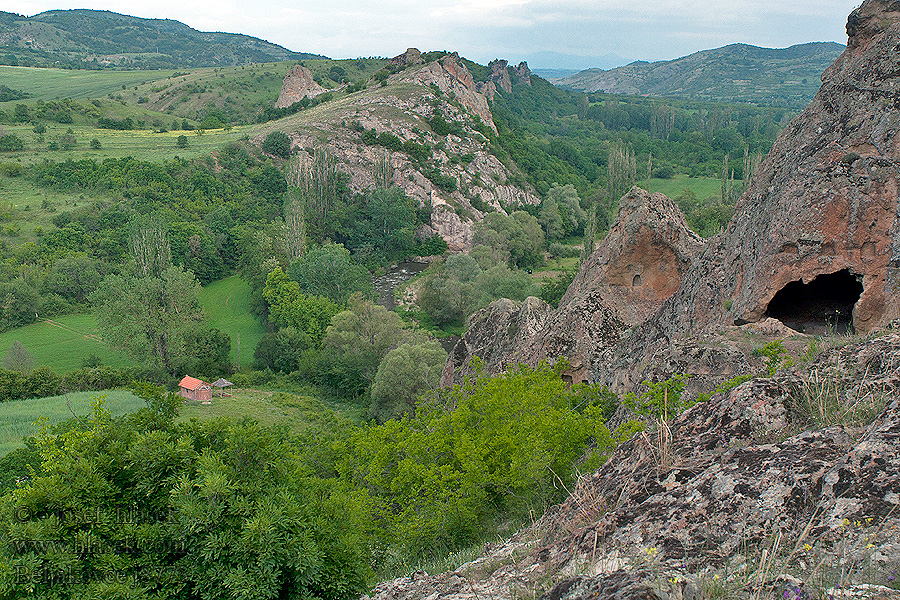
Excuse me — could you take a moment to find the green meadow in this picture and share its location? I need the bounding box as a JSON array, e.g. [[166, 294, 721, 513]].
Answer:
[[0, 389, 144, 455], [0, 314, 134, 373], [0, 121, 253, 165], [646, 174, 723, 200], [0, 276, 263, 374], [0, 65, 176, 101], [198, 276, 266, 369]]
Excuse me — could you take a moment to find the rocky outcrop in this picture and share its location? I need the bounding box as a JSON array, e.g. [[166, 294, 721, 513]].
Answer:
[[401, 53, 497, 134], [388, 48, 423, 69], [441, 297, 555, 385], [489, 59, 512, 93], [269, 51, 538, 253], [562, 187, 704, 327], [275, 64, 327, 108], [513, 61, 532, 85], [367, 328, 900, 600], [636, 0, 900, 341], [442, 187, 701, 387]]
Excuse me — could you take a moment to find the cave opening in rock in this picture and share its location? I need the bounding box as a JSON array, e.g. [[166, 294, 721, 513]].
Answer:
[[764, 269, 863, 334]]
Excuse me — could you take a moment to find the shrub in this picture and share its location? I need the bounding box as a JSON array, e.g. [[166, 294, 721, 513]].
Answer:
[[261, 130, 291, 158], [0, 134, 24, 152]]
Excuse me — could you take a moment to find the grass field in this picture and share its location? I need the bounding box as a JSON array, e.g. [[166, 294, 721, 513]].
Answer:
[[0, 389, 144, 455], [0, 66, 176, 102], [646, 174, 723, 200], [0, 121, 253, 165], [199, 276, 266, 369], [177, 387, 365, 432], [0, 276, 263, 374], [0, 314, 134, 373]]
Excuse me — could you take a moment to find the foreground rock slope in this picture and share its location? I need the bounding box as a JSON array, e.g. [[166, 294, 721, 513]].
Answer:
[[368, 329, 900, 599]]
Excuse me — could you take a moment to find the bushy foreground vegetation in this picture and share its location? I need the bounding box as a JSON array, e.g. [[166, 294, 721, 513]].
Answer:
[[0, 365, 630, 598]]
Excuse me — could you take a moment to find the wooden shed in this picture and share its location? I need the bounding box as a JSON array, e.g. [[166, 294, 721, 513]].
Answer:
[[179, 376, 212, 404]]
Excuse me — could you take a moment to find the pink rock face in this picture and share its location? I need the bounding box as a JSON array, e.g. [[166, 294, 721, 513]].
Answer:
[[275, 65, 327, 108], [563, 187, 704, 328], [403, 53, 497, 134], [653, 0, 900, 336]]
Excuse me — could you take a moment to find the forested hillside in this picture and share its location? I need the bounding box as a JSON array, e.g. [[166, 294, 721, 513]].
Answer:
[[0, 9, 324, 69], [555, 41, 844, 107]]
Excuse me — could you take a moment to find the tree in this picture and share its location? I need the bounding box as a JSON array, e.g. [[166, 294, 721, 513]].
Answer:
[[606, 139, 636, 220], [0, 134, 24, 152], [128, 214, 172, 278], [0, 391, 369, 599], [262, 267, 340, 346], [0, 278, 39, 331], [91, 266, 203, 375], [262, 130, 292, 159], [282, 187, 307, 261], [475, 211, 545, 268], [43, 256, 101, 303], [286, 148, 340, 244], [321, 293, 410, 398], [2, 340, 32, 374], [89, 137, 101, 149], [287, 242, 372, 304], [370, 339, 447, 421], [176, 134, 188, 148]]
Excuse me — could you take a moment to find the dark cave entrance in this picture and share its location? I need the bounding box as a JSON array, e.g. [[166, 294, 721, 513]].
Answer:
[[764, 269, 863, 334]]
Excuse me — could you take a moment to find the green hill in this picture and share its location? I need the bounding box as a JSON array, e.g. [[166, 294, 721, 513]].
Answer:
[[554, 42, 845, 108], [0, 9, 325, 69]]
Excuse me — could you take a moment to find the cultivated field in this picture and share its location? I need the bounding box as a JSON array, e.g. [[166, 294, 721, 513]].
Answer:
[[0, 389, 143, 454], [0, 314, 134, 373]]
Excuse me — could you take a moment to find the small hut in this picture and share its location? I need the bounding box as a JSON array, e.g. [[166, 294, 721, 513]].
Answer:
[[179, 376, 212, 404], [212, 378, 234, 397]]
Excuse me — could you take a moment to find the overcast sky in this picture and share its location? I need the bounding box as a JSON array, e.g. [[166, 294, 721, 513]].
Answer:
[[5, 0, 860, 67]]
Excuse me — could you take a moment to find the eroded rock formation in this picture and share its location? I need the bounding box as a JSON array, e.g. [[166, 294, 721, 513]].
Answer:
[[563, 187, 705, 327], [401, 52, 497, 134], [442, 187, 700, 385], [640, 0, 900, 341], [275, 65, 327, 108], [269, 51, 538, 252]]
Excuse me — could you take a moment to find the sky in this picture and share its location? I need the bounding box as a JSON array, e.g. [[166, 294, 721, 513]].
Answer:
[[4, 0, 861, 68]]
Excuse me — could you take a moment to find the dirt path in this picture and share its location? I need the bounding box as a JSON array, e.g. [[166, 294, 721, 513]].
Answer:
[[43, 319, 106, 344]]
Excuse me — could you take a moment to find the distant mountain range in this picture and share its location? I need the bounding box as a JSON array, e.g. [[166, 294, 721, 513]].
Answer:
[[553, 42, 845, 107], [0, 9, 324, 69]]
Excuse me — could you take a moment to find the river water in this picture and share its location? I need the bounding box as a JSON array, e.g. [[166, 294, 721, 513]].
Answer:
[[372, 261, 459, 353]]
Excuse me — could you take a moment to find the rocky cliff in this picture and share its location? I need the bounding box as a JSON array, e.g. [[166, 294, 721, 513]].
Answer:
[[641, 0, 900, 340], [442, 187, 702, 386], [263, 50, 539, 251], [587, 0, 900, 394], [368, 328, 900, 600]]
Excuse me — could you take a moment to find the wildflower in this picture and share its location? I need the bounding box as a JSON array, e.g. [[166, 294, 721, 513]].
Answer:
[[803, 543, 812, 552]]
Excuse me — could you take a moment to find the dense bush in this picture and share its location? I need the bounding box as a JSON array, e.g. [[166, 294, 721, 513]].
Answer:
[[261, 130, 292, 158], [340, 362, 621, 558], [0, 384, 370, 599]]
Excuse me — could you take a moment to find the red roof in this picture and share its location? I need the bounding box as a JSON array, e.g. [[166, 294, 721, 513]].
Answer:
[[179, 376, 206, 390]]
